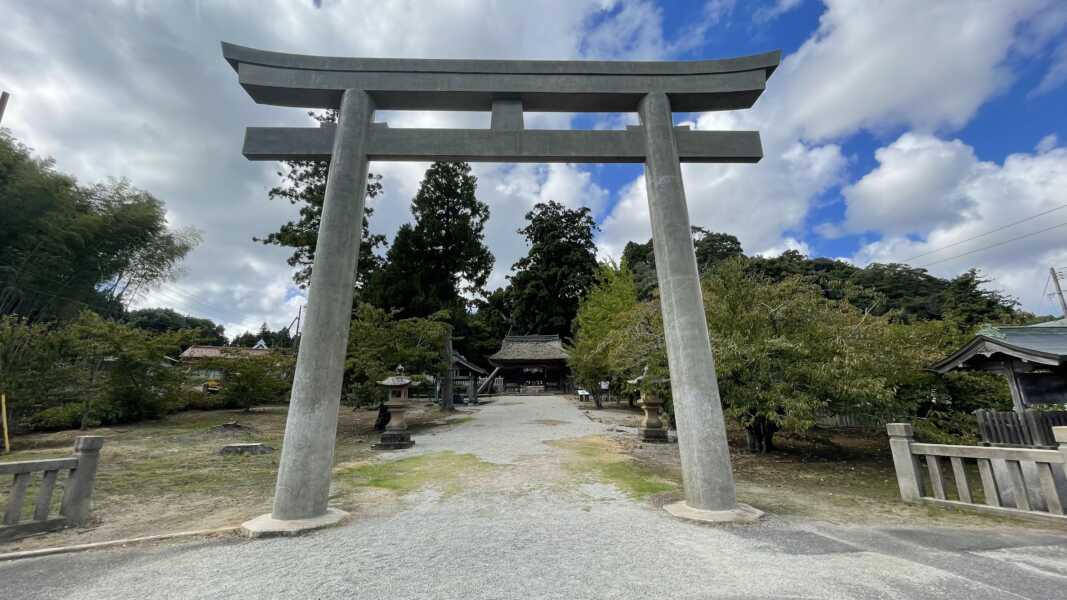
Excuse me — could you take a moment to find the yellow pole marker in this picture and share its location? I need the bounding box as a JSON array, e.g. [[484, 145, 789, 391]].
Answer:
[[1, 392, 9, 453]]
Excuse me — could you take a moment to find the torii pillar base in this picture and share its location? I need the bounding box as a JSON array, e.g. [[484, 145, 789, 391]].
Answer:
[[664, 501, 764, 525], [240, 508, 350, 538]]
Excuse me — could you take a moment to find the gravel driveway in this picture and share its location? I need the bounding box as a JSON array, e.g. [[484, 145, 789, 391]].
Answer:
[[4, 395, 1067, 600]]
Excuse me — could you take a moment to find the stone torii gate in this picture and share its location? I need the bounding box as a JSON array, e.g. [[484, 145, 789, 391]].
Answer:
[[223, 42, 778, 534]]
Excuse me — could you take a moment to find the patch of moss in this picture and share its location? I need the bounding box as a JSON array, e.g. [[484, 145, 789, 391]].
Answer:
[[551, 437, 679, 499], [336, 451, 494, 495], [593, 461, 677, 497]]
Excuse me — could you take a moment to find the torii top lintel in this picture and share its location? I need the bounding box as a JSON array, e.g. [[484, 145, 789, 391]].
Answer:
[[223, 43, 779, 164], [222, 42, 779, 113]]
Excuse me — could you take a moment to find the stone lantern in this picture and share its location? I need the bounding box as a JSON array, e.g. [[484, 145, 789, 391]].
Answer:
[[638, 391, 669, 443], [375, 365, 414, 450], [629, 371, 669, 443]]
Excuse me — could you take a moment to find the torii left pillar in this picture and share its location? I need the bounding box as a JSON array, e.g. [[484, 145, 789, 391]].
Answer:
[[241, 89, 373, 536]]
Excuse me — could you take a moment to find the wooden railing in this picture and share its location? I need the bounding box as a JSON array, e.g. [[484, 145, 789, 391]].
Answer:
[[887, 423, 1067, 524], [0, 436, 105, 542]]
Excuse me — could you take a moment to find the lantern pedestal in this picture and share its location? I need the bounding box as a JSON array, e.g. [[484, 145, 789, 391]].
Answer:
[[374, 433, 413, 450], [375, 399, 414, 450]]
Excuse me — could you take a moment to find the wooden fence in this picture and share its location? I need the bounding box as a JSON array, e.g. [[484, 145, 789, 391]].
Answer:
[[887, 423, 1067, 525], [815, 413, 888, 430], [975, 409, 1067, 448], [0, 436, 105, 542]]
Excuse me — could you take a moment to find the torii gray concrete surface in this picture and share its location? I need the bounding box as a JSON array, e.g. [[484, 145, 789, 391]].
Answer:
[[5, 396, 1067, 600], [221, 43, 779, 111], [640, 92, 741, 517], [224, 42, 779, 528], [268, 89, 374, 522]]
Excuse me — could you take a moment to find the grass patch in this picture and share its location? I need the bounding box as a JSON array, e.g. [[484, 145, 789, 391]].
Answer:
[[595, 462, 677, 497], [336, 451, 494, 495], [552, 437, 678, 499]]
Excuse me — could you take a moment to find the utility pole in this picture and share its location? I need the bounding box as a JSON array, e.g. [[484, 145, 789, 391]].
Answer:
[[0, 91, 10, 125], [1051, 267, 1067, 317], [294, 304, 303, 338], [284, 304, 304, 350]]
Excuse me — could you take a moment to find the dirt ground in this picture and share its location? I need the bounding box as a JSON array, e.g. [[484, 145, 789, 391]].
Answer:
[[0, 402, 472, 552]]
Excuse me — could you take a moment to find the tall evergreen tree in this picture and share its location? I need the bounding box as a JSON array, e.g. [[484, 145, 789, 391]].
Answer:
[[509, 201, 599, 339], [372, 162, 493, 318], [256, 111, 386, 293], [468, 287, 514, 363]]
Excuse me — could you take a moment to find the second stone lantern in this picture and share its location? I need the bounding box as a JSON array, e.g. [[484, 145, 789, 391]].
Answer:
[[375, 365, 414, 450]]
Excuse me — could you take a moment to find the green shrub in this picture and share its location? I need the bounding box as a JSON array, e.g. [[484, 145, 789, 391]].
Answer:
[[913, 410, 981, 445], [27, 403, 87, 430], [183, 391, 229, 411]]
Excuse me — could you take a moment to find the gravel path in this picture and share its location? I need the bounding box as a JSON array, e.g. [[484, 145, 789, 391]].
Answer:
[[5, 395, 1067, 599], [395, 394, 607, 464]]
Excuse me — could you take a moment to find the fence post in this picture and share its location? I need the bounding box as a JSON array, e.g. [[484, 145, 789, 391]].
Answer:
[[60, 436, 105, 526], [1056, 427, 1067, 478], [1023, 409, 1044, 446], [887, 423, 923, 502]]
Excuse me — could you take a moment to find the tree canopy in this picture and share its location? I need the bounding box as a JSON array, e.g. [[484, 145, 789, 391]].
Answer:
[[231, 322, 294, 349], [371, 161, 493, 319], [569, 263, 639, 389], [343, 303, 452, 407], [569, 257, 1013, 450], [256, 111, 386, 292], [508, 201, 599, 339], [622, 225, 1024, 330], [0, 132, 198, 322], [125, 307, 226, 347]]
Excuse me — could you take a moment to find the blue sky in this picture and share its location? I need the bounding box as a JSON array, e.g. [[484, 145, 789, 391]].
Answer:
[[2, 1, 1066, 336], [593, 0, 1067, 265]]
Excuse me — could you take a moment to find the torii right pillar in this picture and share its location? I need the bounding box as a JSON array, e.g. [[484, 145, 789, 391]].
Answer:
[[639, 92, 762, 523]]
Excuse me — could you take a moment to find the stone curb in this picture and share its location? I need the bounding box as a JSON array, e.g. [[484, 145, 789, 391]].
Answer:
[[0, 527, 238, 562]]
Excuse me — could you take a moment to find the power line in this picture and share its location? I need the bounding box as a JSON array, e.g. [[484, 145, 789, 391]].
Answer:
[[917, 221, 1067, 268], [902, 203, 1067, 263], [144, 286, 225, 318]]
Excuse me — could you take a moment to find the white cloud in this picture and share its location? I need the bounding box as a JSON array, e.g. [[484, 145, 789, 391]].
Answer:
[[581, 0, 735, 60], [1037, 134, 1059, 154], [753, 0, 803, 24], [596, 134, 845, 261], [595, 0, 1066, 314], [768, 0, 1059, 140], [1035, 38, 1067, 94], [839, 134, 979, 237], [850, 137, 1067, 312], [5, 0, 1067, 333], [1, 0, 656, 338], [755, 237, 812, 258]]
